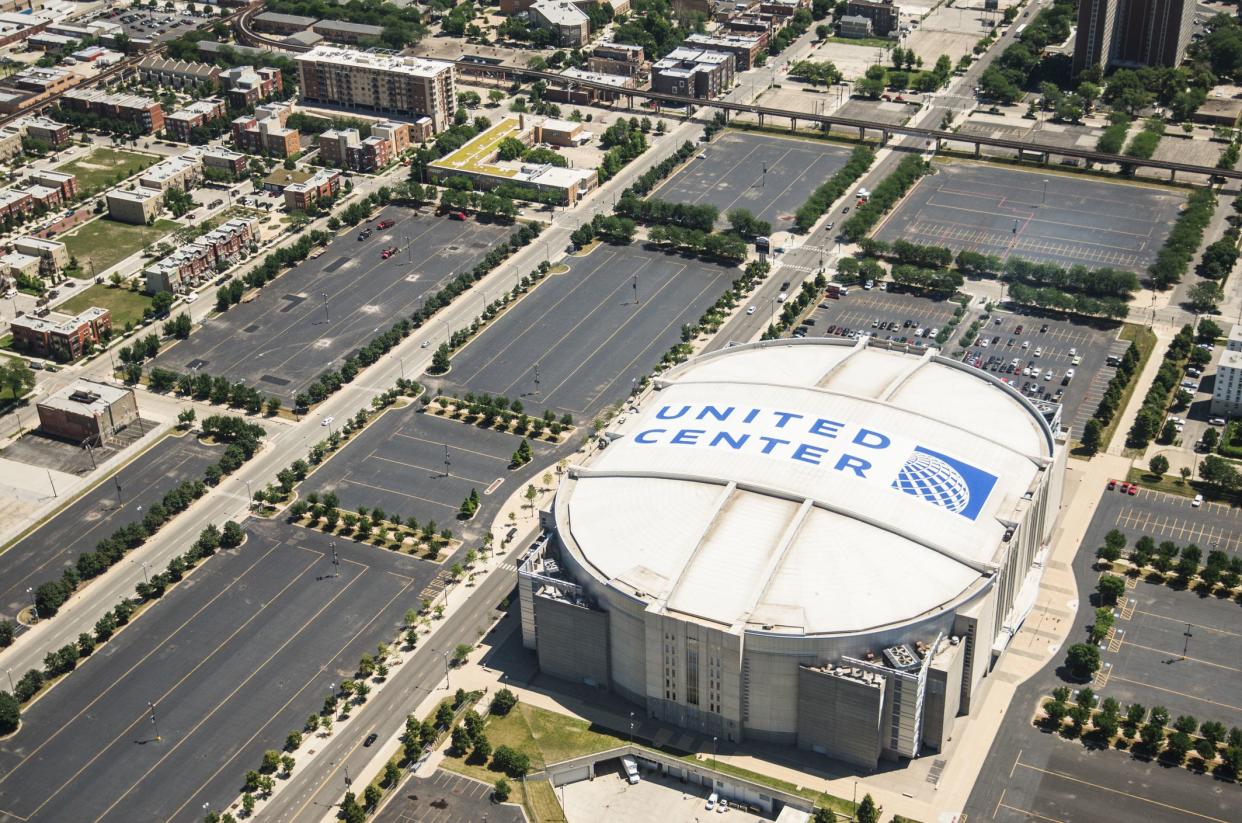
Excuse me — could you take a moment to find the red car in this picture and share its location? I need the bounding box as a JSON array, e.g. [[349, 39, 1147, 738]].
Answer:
[[1107, 479, 1116, 490], [377, 219, 395, 229], [1128, 484, 1138, 495], [449, 211, 467, 221]]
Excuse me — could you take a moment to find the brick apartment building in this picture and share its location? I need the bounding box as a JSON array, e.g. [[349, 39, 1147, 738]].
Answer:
[[137, 56, 221, 90], [12, 306, 111, 361], [60, 88, 165, 133], [0, 187, 33, 221], [284, 167, 341, 211], [652, 46, 735, 98], [22, 116, 71, 148], [589, 42, 649, 77], [143, 216, 260, 294], [164, 97, 228, 142], [202, 147, 247, 179], [220, 65, 283, 109], [231, 102, 299, 157], [683, 31, 768, 70], [32, 170, 78, 201], [37, 379, 138, 446], [318, 120, 410, 172]]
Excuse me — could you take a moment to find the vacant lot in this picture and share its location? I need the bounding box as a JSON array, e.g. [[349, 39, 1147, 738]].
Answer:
[[55, 147, 158, 196], [58, 283, 153, 327], [60, 217, 180, 278]]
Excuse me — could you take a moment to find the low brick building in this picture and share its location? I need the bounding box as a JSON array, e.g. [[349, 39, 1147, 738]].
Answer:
[[0, 187, 33, 221], [22, 116, 71, 148], [37, 378, 138, 446], [652, 46, 734, 98], [33, 170, 78, 202], [60, 88, 164, 133], [231, 102, 299, 157], [220, 65, 282, 109], [143, 216, 260, 294], [284, 168, 341, 211], [139, 153, 203, 193], [14, 235, 68, 271], [12, 306, 111, 361], [106, 188, 161, 224], [164, 97, 228, 142], [202, 147, 247, 179]]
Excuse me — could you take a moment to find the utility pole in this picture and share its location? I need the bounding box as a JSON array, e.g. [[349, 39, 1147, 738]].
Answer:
[[533, 363, 540, 395], [46, 469, 56, 497], [26, 587, 37, 623], [148, 701, 162, 742], [114, 476, 123, 508], [443, 444, 451, 477], [1182, 623, 1193, 660], [632, 273, 639, 304], [443, 651, 451, 690], [321, 291, 329, 323], [331, 541, 339, 578]]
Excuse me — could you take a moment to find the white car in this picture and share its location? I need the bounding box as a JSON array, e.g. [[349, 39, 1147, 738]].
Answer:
[[183, 293, 197, 303], [717, 798, 729, 813], [1071, 355, 1082, 365], [1022, 340, 1030, 349], [320, 416, 334, 427], [1069, 347, 1077, 357], [421, 340, 430, 348], [706, 792, 718, 811], [1193, 494, 1204, 507], [746, 305, 756, 315], [1034, 347, 1043, 357]]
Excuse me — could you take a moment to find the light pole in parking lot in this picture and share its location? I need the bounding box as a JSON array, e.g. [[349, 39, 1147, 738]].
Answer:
[[632, 274, 639, 305], [1182, 623, 1193, 660], [533, 363, 541, 396], [321, 292, 329, 323], [443, 444, 451, 478], [331, 542, 339, 577], [148, 701, 162, 742]]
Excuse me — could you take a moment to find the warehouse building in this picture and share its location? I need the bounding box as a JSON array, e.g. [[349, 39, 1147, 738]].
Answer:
[[37, 378, 138, 446]]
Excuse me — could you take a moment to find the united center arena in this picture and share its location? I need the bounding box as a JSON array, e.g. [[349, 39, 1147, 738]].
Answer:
[[519, 337, 1068, 768]]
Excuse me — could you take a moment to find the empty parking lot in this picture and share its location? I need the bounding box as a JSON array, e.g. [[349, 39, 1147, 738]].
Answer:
[[300, 406, 552, 543], [439, 243, 737, 418], [152, 208, 510, 403], [652, 131, 852, 232], [0, 432, 221, 622], [874, 163, 1185, 270], [0, 519, 435, 823], [374, 770, 524, 823], [1105, 484, 1242, 555]]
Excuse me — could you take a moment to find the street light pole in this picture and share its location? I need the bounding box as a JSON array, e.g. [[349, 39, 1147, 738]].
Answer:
[[26, 587, 37, 623], [148, 700, 162, 742], [443, 444, 451, 477], [331, 541, 339, 577], [114, 477, 123, 508], [321, 291, 329, 323], [443, 651, 451, 690], [1182, 623, 1194, 660]]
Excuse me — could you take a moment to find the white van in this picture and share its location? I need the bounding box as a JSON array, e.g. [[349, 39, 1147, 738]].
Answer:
[[777, 292, 788, 302], [622, 757, 639, 784]]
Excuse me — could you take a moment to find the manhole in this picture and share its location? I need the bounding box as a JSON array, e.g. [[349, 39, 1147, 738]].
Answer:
[[259, 375, 291, 386]]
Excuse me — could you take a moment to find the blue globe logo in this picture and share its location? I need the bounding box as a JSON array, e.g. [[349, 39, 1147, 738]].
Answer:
[[893, 450, 971, 514]]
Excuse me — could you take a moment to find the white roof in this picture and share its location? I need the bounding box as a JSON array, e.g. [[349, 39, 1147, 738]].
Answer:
[[559, 338, 1055, 636]]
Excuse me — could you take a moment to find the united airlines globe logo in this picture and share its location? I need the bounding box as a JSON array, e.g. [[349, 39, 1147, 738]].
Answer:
[[891, 446, 996, 520], [893, 450, 971, 514]]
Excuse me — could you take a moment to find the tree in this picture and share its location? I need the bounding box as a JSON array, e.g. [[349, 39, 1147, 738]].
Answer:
[[363, 783, 381, 809], [491, 688, 518, 716], [857, 794, 881, 823], [164, 187, 194, 217], [0, 691, 18, 734], [1149, 454, 1169, 476], [1080, 419, 1103, 454], [493, 777, 511, 802], [1066, 643, 1101, 679], [241, 793, 255, 816], [339, 791, 366, 823], [1097, 574, 1126, 605], [0, 359, 35, 400]]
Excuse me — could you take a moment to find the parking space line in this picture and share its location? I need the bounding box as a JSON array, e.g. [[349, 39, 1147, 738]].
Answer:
[[1110, 675, 1242, 716], [1013, 760, 1228, 822], [369, 455, 493, 487], [1135, 609, 1242, 638], [996, 800, 1065, 823], [341, 478, 459, 512], [1119, 640, 1242, 672], [393, 432, 512, 462]]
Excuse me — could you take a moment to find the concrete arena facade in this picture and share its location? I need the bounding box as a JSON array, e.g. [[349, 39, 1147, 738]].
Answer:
[[520, 338, 1068, 768]]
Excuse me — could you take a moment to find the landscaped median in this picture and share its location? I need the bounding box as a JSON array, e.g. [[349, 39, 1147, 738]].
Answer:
[[1076, 324, 1155, 456]]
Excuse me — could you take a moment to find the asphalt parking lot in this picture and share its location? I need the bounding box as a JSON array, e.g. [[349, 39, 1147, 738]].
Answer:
[[438, 243, 737, 419], [651, 131, 852, 233], [562, 769, 770, 823], [0, 416, 152, 474], [874, 162, 1185, 270], [300, 405, 552, 544], [964, 483, 1242, 823], [111, 7, 203, 43], [955, 308, 1127, 435], [1102, 483, 1242, 555], [0, 432, 221, 623], [152, 208, 510, 403], [373, 770, 524, 823], [801, 287, 959, 351], [0, 519, 434, 823]]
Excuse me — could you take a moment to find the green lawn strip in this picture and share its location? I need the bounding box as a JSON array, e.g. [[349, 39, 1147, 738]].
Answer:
[[1126, 466, 1242, 506], [1092, 323, 1156, 453], [58, 284, 153, 328], [55, 148, 158, 196], [524, 780, 567, 823], [60, 217, 180, 277]]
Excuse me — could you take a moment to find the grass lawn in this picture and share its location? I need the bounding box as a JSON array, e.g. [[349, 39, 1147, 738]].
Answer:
[[55, 147, 157, 196], [58, 283, 153, 328], [60, 217, 180, 277]]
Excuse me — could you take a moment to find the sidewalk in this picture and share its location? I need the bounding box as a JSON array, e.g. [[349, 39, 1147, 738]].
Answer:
[[1107, 326, 1171, 456]]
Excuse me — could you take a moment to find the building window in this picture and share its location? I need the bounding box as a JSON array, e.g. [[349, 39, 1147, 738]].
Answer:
[[685, 637, 699, 706]]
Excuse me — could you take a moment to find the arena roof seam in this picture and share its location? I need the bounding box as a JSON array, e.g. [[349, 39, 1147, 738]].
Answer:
[[655, 376, 1051, 470], [813, 334, 868, 387], [664, 481, 737, 611], [735, 497, 814, 629], [876, 347, 936, 401], [570, 467, 998, 574]]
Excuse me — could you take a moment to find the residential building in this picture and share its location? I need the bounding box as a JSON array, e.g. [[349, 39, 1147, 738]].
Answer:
[[284, 167, 341, 211], [0, 188, 33, 221], [684, 31, 768, 70], [12, 306, 111, 361], [106, 188, 162, 224], [534, 118, 587, 146], [0, 125, 20, 161], [427, 117, 597, 205], [140, 153, 202, 193], [202, 147, 247, 179], [838, 14, 873, 38], [1073, 0, 1195, 73], [165, 97, 228, 142], [316, 127, 358, 168], [197, 40, 267, 62], [528, 0, 590, 48], [231, 102, 299, 157], [1, 250, 40, 280], [1212, 349, 1242, 417], [263, 167, 313, 194], [1227, 323, 1242, 353], [219, 65, 282, 108], [144, 216, 260, 294], [589, 42, 648, 77], [252, 11, 319, 34], [36, 379, 138, 445], [23, 116, 71, 148], [20, 183, 61, 210], [844, 0, 897, 36], [33, 170, 78, 202], [137, 56, 221, 90], [284, 30, 324, 49], [652, 47, 735, 99], [297, 46, 456, 133], [759, 0, 809, 16], [14, 235, 68, 271], [311, 19, 385, 44], [60, 88, 165, 133], [372, 120, 412, 155]]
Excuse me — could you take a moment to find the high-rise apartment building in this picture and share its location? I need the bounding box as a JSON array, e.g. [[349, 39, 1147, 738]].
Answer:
[[296, 46, 455, 134], [1073, 0, 1195, 74]]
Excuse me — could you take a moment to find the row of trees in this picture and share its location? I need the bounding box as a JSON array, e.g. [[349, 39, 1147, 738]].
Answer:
[[647, 225, 749, 262], [615, 196, 718, 232], [841, 155, 930, 242], [1123, 117, 1165, 159], [597, 118, 649, 183], [1079, 340, 1142, 455], [622, 140, 698, 199], [795, 145, 875, 232], [1126, 324, 1195, 448], [977, 0, 1076, 102], [888, 263, 964, 297], [1151, 188, 1216, 289], [215, 230, 330, 312], [146, 367, 280, 416], [762, 274, 828, 340]]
